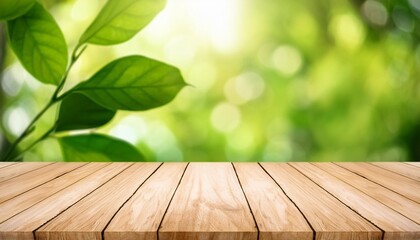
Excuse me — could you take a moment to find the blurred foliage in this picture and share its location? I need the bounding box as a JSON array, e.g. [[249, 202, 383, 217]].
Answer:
[[0, 0, 419, 162]]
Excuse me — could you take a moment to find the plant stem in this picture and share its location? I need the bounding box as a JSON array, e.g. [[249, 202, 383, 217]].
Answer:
[[1, 45, 86, 161], [8, 125, 56, 162], [1, 100, 54, 161]]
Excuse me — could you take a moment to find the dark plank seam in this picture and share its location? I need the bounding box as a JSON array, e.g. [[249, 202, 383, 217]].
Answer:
[[0, 162, 17, 170], [319, 163, 420, 226], [157, 162, 190, 240], [258, 163, 316, 240], [0, 162, 56, 184], [0, 163, 87, 205], [367, 162, 420, 182], [231, 163, 260, 240], [289, 163, 385, 240], [101, 162, 164, 240], [403, 162, 420, 168], [333, 162, 420, 204], [32, 163, 134, 240], [0, 163, 106, 225]]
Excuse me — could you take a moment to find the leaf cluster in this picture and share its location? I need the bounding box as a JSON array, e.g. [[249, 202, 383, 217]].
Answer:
[[1, 0, 186, 161]]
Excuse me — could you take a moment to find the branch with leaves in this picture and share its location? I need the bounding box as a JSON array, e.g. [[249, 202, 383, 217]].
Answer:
[[0, 0, 186, 162]]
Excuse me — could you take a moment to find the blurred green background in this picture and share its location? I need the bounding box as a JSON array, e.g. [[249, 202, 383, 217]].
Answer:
[[0, 0, 419, 162]]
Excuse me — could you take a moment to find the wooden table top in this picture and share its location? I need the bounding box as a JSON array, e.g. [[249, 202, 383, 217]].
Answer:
[[0, 162, 419, 240]]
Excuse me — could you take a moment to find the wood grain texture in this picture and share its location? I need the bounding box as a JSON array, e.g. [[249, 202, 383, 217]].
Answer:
[[405, 162, 420, 167], [159, 163, 258, 240], [370, 162, 420, 181], [0, 162, 17, 169], [0, 163, 107, 223], [0, 163, 131, 240], [36, 163, 161, 240], [105, 162, 188, 240], [0, 162, 83, 204], [291, 163, 420, 240], [260, 163, 382, 240], [0, 162, 418, 239], [0, 162, 52, 183], [337, 162, 420, 203], [233, 163, 313, 240], [313, 162, 420, 225]]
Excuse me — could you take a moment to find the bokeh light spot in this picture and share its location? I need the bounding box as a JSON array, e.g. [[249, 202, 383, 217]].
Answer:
[[271, 45, 303, 76], [224, 71, 266, 104], [409, 0, 420, 11], [210, 102, 241, 133], [3, 107, 30, 137], [329, 13, 365, 50], [392, 6, 415, 32], [1, 67, 24, 97], [362, 0, 388, 26]]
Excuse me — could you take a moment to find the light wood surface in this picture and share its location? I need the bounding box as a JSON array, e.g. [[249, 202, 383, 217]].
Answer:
[[0, 163, 107, 223], [0, 162, 418, 240], [405, 162, 420, 167], [313, 162, 420, 225], [337, 162, 420, 203], [233, 163, 312, 240], [159, 163, 258, 240], [104, 162, 187, 240], [0, 162, 83, 204], [260, 163, 382, 240], [0, 163, 131, 240], [0, 162, 17, 169], [36, 163, 161, 240], [291, 162, 420, 240], [370, 162, 420, 181], [0, 162, 53, 183]]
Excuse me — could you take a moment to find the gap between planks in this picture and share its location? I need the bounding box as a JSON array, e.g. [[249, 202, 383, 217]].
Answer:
[[0, 162, 419, 240]]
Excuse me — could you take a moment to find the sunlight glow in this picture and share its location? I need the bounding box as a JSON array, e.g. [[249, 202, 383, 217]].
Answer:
[[109, 116, 148, 144], [186, 0, 242, 53]]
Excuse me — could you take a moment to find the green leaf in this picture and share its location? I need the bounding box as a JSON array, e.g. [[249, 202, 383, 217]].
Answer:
[[79, 0, 166, 45], [73, 55, 186, 111], [7, 3, 68, 85], [58, 134, 145, 162], [0, 0, 36, 21], [56, 93, 116, 132]]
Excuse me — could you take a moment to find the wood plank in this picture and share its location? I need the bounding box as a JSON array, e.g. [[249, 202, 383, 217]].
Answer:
[[36, 163, 161, 240], [0, 162, 53, 183], [405, 162, 420, 168], [0, 163, 108, 223], [159, 163, 258, 240], [370, 162, 420, 181], [233, 163, 313, 240], [337, 162, 420, 203], [105, 162, 188, 240], [0, 163, 132, 240], [291, 163, 420, 240], [260, 163, 382, 240], [313, 162, 420, 225], [0, 162, 84, 204], [0, 162, 17, 169]]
